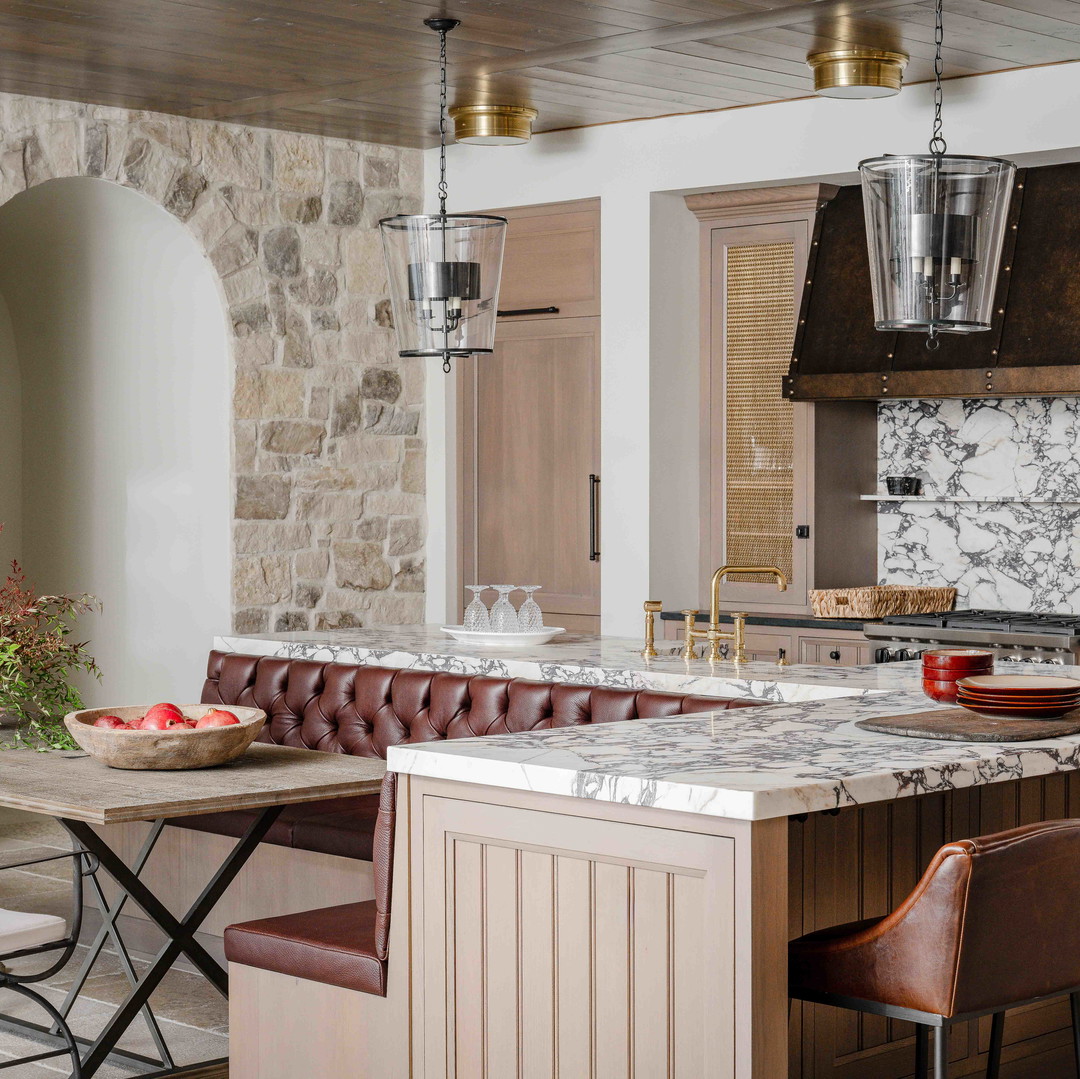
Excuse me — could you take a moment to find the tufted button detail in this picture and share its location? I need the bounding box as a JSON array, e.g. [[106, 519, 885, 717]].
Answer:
[[201, 651, 766, 761]]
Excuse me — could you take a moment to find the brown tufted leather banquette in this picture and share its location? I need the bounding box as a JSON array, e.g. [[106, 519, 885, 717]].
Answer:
[[173, 650, 768, 861], [223, 653, 770, 999], [225, 771, 398, 996]]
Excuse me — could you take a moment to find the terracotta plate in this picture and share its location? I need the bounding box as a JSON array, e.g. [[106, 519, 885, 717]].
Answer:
[[956, 700, 1079, 720], [956, 691, 1080, 706], [957, 675, 1080, 692]]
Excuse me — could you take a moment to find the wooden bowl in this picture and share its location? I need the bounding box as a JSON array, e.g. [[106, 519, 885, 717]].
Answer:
[[64, 705, 266, 770]]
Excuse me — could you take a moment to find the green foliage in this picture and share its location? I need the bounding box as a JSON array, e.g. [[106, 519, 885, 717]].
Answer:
[[0, 555, 100, 752]]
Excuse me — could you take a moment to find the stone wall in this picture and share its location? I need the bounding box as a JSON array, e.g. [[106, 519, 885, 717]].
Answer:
[[0, 92, 425, 633]]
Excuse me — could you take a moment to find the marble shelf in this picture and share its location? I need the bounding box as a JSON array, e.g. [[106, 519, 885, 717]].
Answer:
[[862, 494, 1080, 504]]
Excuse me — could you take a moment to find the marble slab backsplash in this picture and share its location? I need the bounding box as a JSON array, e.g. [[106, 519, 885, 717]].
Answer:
[[877, 398, 1080, 612]]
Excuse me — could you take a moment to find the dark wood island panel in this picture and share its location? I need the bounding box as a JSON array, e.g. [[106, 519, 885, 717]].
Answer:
[[789, 773, 1080, 1077]]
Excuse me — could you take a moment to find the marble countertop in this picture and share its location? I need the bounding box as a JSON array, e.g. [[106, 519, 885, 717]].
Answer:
[[215, 626, 907, 704], [215, 629, 1080, 822], [388, 663, 1080, 821]]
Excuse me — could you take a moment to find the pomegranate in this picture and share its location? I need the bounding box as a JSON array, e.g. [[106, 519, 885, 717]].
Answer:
[[195, 709, 240, 728]]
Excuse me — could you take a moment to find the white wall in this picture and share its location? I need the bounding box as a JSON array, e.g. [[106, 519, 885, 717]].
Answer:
[[0, 177, 231, 706], [424, 60, 1080, 635]]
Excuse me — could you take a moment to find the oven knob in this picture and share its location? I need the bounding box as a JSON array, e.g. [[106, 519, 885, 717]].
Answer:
[[896, 649, 911, 661], [875, 648, 890, 663]]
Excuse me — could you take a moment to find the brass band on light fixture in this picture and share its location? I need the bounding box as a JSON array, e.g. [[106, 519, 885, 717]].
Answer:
[[807, 48, 909, 99], [449, 104, 538, 145]]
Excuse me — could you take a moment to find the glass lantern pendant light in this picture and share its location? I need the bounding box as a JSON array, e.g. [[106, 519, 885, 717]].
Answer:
[[858, 0, 1015, 349], [380, 19, 507, 373]]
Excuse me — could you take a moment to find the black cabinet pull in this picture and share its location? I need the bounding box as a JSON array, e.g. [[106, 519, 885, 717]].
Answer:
[[588, 474, 600, 562], [497, 306, 560, 317], [829, 649, 842, 662]]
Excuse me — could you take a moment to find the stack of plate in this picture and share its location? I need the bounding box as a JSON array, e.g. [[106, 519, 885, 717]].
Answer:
[[955, 675, 1080, 719]]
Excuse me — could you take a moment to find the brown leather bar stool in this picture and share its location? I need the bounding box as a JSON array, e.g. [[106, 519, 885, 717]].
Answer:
[[789, 819, 1080, 1078]]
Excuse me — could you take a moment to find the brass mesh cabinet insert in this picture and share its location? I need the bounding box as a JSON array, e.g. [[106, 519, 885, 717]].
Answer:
[[724, 240, 797, 585]]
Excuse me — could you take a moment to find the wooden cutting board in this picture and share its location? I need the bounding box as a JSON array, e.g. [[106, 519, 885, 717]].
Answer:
[[856, 708, 1080, 742]]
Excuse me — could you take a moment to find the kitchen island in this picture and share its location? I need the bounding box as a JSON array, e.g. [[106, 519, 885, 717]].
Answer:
[[216, 632, 1080, 1076], [385, 665, 1080, 1078]]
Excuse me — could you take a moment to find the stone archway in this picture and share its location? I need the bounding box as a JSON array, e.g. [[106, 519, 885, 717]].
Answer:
[[0, 93, 425, 635]]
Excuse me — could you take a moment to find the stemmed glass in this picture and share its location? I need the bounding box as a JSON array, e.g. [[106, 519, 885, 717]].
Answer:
[[489, 585, 520, 633], [517, 586, 543, 632], [463, 585, 490, 631]]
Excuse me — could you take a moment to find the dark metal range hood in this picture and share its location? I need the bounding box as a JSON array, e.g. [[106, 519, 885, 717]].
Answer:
[[785, 161, 1080, 401]]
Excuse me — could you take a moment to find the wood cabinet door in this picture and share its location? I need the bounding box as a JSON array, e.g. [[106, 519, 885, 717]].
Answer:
[[486, 199, 600, 319], [704, 220, 812, 610], [459, 316, 600, 625]]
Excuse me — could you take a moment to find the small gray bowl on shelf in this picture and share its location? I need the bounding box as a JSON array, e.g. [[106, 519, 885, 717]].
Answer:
[[64, 705, 266, 770], [885, 476, 923, 496]]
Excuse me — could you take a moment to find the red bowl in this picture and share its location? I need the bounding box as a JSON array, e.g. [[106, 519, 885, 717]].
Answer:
[[921, 649, 995, 671], [923, 678, 963, 704]]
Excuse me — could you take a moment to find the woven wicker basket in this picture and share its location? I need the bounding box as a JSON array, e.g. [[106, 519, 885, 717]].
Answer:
[[808, 585, 957, 620]]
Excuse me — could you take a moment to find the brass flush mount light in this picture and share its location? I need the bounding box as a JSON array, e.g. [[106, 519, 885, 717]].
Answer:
[[450, 104, 538, 145], [807, 48, 909, 99]]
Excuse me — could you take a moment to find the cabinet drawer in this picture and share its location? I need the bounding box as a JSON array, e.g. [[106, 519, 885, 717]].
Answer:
[[798, 636, 871, 666], [744, 630, 795, 666]]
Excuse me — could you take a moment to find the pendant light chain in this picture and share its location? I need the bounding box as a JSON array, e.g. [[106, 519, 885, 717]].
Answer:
[[437, 25, 450, 370], [929, 0, 947, 156], [437, 27, 449, 218]]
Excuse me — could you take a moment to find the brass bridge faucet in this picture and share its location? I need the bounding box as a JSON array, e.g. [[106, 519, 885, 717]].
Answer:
[[679, 565, 788, 663]]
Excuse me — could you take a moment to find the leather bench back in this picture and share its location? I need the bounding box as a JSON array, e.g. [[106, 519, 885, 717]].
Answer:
[[203, 650, 761, 759]]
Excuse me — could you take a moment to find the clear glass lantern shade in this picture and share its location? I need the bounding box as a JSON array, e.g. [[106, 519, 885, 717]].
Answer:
[[859, 154, 1016, 333], [379, 213, 506, 357]]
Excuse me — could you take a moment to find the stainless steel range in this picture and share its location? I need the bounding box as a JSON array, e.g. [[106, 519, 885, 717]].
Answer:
[[863, 610, 1080, 664]]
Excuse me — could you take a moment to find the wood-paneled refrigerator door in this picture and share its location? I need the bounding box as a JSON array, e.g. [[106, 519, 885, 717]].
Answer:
[[459, 316, 601, 631]]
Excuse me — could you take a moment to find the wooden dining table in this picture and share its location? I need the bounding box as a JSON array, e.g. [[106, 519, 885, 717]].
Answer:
[[0, 742, 385, 1078]]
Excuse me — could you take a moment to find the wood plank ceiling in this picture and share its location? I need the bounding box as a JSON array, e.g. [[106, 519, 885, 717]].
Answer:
[[3, 0, 1080, 147]]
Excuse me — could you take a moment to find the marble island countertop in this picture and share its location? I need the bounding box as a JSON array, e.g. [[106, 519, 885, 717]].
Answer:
[[215, 628, 1080, 822], [216, 626, 911, 703], [388, 663, 1080, 821]]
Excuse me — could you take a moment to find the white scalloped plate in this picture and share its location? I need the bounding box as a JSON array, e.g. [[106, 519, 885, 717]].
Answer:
[[440, 625, 565, 648]]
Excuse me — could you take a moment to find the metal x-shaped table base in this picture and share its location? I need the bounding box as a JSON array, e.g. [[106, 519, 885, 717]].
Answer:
[[0, 805, 284, 1077]]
